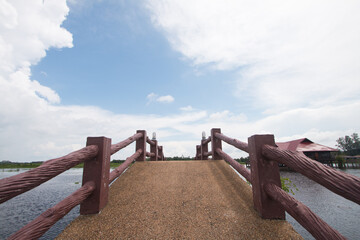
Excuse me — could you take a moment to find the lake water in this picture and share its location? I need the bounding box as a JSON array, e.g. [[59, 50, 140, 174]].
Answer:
[[0, 168, 359, 239], [280, 169, 360, 240]]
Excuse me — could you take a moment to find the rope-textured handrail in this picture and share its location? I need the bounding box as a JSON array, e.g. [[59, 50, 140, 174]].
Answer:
[[204, 151, 213, 157], [0, 145, 98, 204], [264, 183, 345, 240], [263, 145, 360, 205], [216, 148, 251, 183], [146, 137, 156, 146], [146, 152, 155, 157], [109, 149, 143, 184], [111, 132, 143, 155], [214, 132, 249, 153], [202, 136, 211, 145], [8, 181, 95, 240]]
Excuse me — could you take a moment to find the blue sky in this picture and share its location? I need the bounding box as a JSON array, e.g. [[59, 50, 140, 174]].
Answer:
[[1, 0, 359, 162], [31, 1, 239, 116]]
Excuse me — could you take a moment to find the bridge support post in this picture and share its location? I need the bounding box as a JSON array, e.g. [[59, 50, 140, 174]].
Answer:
[[196, 145, 200, 160], [248, 134, 285, 219], [136, 130, 147, 161], [211, 128, 222, 160], [158, 146, 164, 160], [150, 140, 158, 161], [80, 136, 111, 215], [201, 139, 208, 160]]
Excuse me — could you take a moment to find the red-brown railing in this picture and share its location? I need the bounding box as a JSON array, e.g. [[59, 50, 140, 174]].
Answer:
[[0, 130, 165, 239], [195, 128, 360, 240]]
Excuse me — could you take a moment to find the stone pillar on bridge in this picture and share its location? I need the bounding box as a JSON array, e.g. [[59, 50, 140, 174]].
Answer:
[[248, 134, 285, 219], [158, 146, 164, 160], [196, 145, 200, 160], [150, 139, 158, 161], [80, 136, 111, 215], [211, 128, 222, 160], [136, 130, 147, 161], [201, 138, 208, 160]]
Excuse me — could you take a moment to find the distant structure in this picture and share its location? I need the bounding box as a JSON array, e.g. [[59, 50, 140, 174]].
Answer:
[[276, 138, 338, 164]]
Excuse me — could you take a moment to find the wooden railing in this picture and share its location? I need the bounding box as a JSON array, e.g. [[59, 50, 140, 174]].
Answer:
[[195, 128, 360, 240], [0, 130, 165, 239]]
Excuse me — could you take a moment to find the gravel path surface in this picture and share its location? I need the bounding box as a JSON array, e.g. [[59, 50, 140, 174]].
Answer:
[[57, 160, 302, 239]]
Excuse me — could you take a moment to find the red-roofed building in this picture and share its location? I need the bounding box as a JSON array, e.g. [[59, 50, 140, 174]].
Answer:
[[276, 138, 339, 164]]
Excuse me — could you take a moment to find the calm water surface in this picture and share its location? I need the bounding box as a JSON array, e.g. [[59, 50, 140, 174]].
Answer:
[[0, 169, 83, 239], [0, 168, 359, 239], [281, 169, 360, 240]]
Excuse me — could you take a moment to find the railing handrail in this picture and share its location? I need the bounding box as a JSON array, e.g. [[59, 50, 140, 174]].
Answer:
[[8, 181, 96, 240], [264, 183, 345, 240], [2, 130, 165, 239], [202, 136, 211, 145], [216, 148, 251, 183], [0, 145, 98, 204], [263, 144, 360, 205], [146, 151, 155, 157], [214, 132, 249, 153], [109, 149, 143, 184], [197, 128, 360, 239], [146, 136, 156, 146], [111, 132, 143, 155]]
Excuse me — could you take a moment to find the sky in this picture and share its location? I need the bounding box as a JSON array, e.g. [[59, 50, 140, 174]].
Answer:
[[0, 0, 359, 162]]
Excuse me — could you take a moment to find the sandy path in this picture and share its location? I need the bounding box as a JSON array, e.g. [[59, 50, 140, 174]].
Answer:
[[57, 160, 302, 239]]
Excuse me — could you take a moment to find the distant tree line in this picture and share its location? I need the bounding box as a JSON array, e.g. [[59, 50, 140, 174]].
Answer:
[[336, 133, 360, 156], [166, 156, 194, 161], [234, 156, 249, 164]]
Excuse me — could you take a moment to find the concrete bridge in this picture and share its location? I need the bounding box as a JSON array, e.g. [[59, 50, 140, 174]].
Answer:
[[57, 160, 301, 239], [1, 128, 359, 239]]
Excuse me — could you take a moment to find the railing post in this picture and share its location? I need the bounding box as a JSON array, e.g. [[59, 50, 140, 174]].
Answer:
[[248, 134, 285, 219], [196, 145, 200, 160], [150, 140, 158, 161], [201, 139, 208, 160], [80, 136, 111, 215], [211, 128, 222, 160], [136, 130, 146, 161], [158, 146, 164, 160]]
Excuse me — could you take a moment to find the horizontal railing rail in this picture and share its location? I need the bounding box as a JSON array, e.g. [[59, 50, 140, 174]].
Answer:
[[196, 128, 360, 239], [216, 148, 251, 183], [8, 181, 96, 240], [203, 151, 212, 158], [264, 183, 345, 240], [214, 132, 249, 153], [146, 136, 156, 146], [1, 129, 165, 239], [0, 145, 98, 204], [111, 132, 143, 155], [203, 136, 211, 145], [263, 145, 360, 204], [109, 149, 143, 184], [146, 152, 155, 157]]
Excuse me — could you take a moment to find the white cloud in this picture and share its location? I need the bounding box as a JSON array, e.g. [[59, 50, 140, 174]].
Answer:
[[180, 105, 194, 111], [156, 95, 174, 103], [146, 0, 360, 113], [146, 92, 174, 104], [0, 0, 358, 163]]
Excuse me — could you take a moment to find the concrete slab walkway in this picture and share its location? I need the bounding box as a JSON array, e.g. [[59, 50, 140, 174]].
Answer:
[[57, 160, 302, 239]]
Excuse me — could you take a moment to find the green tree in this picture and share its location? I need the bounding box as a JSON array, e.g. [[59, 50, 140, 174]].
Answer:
[[336, 133, 360, 156]]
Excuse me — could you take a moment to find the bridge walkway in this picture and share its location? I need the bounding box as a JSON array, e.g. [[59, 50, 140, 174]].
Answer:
[[57, 160, 302, 239]]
